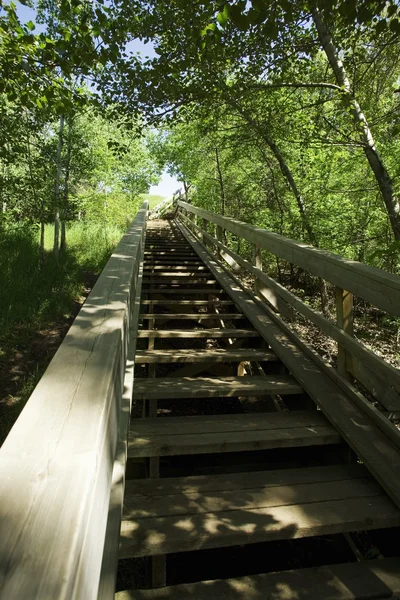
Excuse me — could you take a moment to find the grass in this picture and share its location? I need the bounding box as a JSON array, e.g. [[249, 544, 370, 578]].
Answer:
[[138, 193, 167, 209], [0, 220, 126, 444]]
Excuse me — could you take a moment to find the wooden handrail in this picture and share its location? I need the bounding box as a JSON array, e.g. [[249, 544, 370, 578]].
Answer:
[[177, 203, 400, 413], [177, 200, 400, 316], [0, 201, 148, 600]]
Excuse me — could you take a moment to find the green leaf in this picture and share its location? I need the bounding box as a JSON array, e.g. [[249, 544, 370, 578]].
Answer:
[[217, 4, 230, 28], [26, 20, 35, 31]]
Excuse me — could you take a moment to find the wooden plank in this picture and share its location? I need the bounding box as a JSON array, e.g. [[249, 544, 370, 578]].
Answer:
[[125, 477, 383, 520], [0, 202, 148, 600], [200, 237, 400, 409], [140, 313, 243, 320], [123, 465, 377, 518], [177, 201, 400, 316], [127, 411, 341, 458], [336, 287, 354, 380], [124, 464, 368, 497], [142, 278, 217, 284], [143, 273, 213, 279], [120, 494, 400, 558], [144, 258, 203, 262], [136, 329, 259, 339], [132, 375, 303, 400], [142, 289, 225, 295], [117, 557, 400, 599], [135, 348, 278, 363], [97, 237, 145, 600], [144, 265, 207, 277], [178, 222, 400, 510], [129, 410, 328, 435], [140, 300, 235, 306]]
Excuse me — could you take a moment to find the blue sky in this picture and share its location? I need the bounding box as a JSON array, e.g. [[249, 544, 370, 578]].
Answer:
[[13, 1, 179, 196]]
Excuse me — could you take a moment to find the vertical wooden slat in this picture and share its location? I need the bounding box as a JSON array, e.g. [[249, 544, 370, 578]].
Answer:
[[336, 287, 354, 380], [216, 225, 223, 259], [253, 244, 263, 295], [202, 218, 208, 247]]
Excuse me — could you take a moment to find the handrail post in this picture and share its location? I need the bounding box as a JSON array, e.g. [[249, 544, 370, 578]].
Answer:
[[216, 225, 223, 259], [336, 287, 354, 380], [202, 217, 208, 247], [253, 244, 262, 295]]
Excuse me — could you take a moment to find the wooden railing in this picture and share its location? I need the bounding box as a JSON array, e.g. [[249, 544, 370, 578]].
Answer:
[[176, 200, 400, 416], [0, 201, 148, 600]]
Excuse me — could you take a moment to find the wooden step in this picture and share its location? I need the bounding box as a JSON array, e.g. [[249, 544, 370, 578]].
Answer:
[[117, 557, 400, 599], [186, 230, 400, 510], [145, 242, 191, 245], [139, 313, 244, 320], [144, 251, 198, 256], [141, 300, 235, 306], [143, 273, 213, 279], [142, 278, 217, 285], [132, 375, 303, 400], [144, 260, 204, 264], [135, 348, 278, 364], [143, 266, 208, 271], [143, 287, 225, 296], [119, 463, 399, 559], [136, 329, 259, 339], [127, 411, 342, 458]]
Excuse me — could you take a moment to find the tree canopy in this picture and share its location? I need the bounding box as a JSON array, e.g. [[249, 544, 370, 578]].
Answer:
[[1, 0, 400, 269]]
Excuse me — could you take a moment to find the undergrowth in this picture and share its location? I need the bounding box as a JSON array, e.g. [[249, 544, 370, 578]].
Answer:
[[0, 220, 125, 444]]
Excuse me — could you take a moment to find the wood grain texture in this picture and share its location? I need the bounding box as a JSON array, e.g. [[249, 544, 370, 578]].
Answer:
[[179, 217, 400, 409], [0, 204, 148, 600], [135, 348, 277, 364], [127, 411, 341, 458], [132, 375, 303, 400], [117, 557, 400, 599], [120, 487, 400, 557], [177, 201, 400, 316], [136, 329, 259, 339], [178, 221, 400, 510]]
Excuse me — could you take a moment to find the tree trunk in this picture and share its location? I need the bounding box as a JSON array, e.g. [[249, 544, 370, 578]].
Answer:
[[313, 9, 400, 241], [183, 180, 189, 202], [215, 147, 226, 215], [60, 117, 72, 254], [231, 100, 330, 314], [233, 101, 318, 245], [53, 114, 65, 258]]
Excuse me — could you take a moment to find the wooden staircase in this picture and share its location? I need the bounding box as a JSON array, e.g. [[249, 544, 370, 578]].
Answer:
[[115, 219, 400, 599]]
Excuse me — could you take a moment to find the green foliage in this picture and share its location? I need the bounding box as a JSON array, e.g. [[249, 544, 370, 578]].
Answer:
[[0, 221, 125, 337]]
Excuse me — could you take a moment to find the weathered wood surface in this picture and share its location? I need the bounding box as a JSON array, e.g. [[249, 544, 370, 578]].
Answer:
[[143, 265, 208, 271], [0, 203, 148, 599], [136, 328, 259, 339], [97, 230, 146, 600], [132, 375, 303, 400], [117, 557, 400, 599], [135, 348, 278, 363], [124, 463, 368, 496], [178, 221, 400, 509], [119, 462, 400, 557], [182, 221, 400, 410], [140, 313, 244, 320], [178, 200, 400, 316], [141, 299, 234, 305], [127, 411, 341, 458], [141, 288, 224, 294]]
